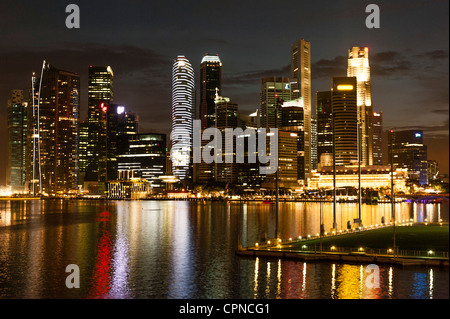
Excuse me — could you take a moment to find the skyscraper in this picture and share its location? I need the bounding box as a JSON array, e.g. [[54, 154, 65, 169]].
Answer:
[[171, 56, 195, 181], [260, 77, 291, 130], [332, 77, 358, 166], [279, 98, 304, 183], [117, 133, 167, 187], [215, 94, 239, 183], [372, 111, 383, 165], [200, 54, 222, 129], [316, 91, 333, 166], [347, 47, 373, 166], [27, 62, 80, 195], [85, 66, 114, 184], [7, 90, 27, 193], [389, 130, 428, 185], [291, 39, 312, 181]]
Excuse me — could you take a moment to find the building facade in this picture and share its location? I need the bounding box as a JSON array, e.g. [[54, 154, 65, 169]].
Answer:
[[7, 90, 28, 193], [316, 91, 333, 168], [291, 39, 312, 181], [85, 66, 114, 185], [332, 77, 358, 166], [171, 56, 195, 181], [27, 62, 80, 195], [347, 47, 373, 166], [199, 54, 222, 129], [389, 130, 428, 185]]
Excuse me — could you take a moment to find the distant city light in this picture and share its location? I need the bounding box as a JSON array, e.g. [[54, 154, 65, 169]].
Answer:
[[117, 106, 125, 114]]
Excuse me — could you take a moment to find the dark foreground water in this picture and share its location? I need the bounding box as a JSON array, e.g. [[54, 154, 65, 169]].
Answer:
[[0, 199, 448, 299]]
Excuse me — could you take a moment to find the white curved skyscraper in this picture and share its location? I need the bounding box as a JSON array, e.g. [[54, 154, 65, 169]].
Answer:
[[171, 56, 195, 180]]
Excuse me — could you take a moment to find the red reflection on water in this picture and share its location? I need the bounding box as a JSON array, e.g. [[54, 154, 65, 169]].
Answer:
[[88, 219, 112, 298]]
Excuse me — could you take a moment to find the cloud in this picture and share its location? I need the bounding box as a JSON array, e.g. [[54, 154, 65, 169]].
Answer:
[[311, 56, 347, 79], [223, 64, 290, 86]]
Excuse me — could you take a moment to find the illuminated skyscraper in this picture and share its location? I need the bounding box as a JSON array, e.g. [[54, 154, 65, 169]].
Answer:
[[199, 54, 222, 129], [171, 56, 195, 181], [347, 47, 373, 165], [260, 76, 291, 130], [332, 77, 358, 166], [7, 90, 28, 193], [28, 62, 80, 194], [85, 66, 114, 184], [389, 130, 428, 185], [291, 39, 312, 181]]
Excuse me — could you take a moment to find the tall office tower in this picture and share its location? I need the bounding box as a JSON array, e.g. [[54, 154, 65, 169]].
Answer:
[[199, 54, 222, 129], [316, 91, 333, 167], [372, 111, 383, 165], [260, 77, 291, 129], [389, 130, 428, 185], [311, 117, 317, 170], [7, 90, 28, 193], [215, 94, 239, 183], [86, 66, 114, 184], [331, 77, 358, 166], [171, 56, 195, 181], [30, 62, 80, 194], [104, 104, 138, 182], [291, 39, 312, 180], [279, 98, 304, 183], [347, 47, 373, 166], [117, 133, 166, 187]]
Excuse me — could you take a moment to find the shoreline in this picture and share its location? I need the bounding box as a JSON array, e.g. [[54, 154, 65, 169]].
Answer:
[[236, 248, 449, 268]]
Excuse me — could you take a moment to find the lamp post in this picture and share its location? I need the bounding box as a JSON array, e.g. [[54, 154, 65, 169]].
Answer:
[[274, 95, 282, 240], [390, 130, 396, 257]]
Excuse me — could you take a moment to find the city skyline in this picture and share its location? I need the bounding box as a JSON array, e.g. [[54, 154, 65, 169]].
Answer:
[[0, 0, 448, 186]]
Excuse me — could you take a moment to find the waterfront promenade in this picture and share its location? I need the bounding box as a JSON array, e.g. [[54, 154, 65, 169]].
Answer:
[[237, 223, 449, 268]]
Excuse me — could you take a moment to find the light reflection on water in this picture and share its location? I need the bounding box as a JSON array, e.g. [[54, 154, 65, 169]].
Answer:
[[0, 199, 448, 299]]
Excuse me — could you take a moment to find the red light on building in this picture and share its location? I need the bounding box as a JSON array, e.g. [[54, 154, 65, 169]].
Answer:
[[101, 103, 107, 112]]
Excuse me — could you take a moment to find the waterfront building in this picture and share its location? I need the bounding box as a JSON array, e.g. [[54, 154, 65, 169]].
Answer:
[[389, 130, 428, 185], [291, 39, 312, 180], [279, 98, 304, 184], [199, 54, 222, 129], [347, 47, 374, 165], [262, 130, 299, 190], [7, 90, 27, 193], [171, 56, 195, 181], [307, 165, 408, 192], [117, 133, 167, 188], [332, 77, 358, 166], [26, 62, 80, 195], [85, 66, 114, 185]]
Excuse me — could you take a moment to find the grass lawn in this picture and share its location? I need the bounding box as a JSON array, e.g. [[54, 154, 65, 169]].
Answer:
[[287, 225, 449, 252]]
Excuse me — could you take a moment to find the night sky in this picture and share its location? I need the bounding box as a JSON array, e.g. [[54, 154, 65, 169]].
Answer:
[[0, 0, 448, 184]]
